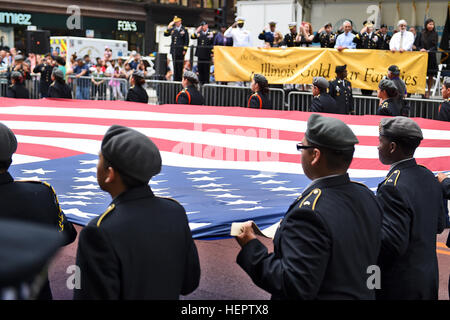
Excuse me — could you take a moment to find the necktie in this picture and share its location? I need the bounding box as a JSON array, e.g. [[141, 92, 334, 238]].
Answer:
[[399, 32, 404, 50]]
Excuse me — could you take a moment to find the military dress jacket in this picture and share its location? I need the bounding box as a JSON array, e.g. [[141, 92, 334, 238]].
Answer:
[[313, 32, 336, 48], [164, 26, 189, 57], [377, 98, 401, 116], [376, 159, 447, 300], [309, 93, 341, 114], [126, 85, 149, 104], [247, 92, 272, 109], [191, 30, 215, 60], [237, 174, 383, 300], [328, 78, 354, 114], [438, 99, 450, 121], [6, 84, 30, 99], [176, 85, 204, 105], [74, 185, 200, 300]]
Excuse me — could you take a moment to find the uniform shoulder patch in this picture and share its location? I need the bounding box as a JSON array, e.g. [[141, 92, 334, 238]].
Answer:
[[381, 101, 389, 108], [298, 188, 321, 210], [97, 204, 116, 227], [383, 170, 401, 186]]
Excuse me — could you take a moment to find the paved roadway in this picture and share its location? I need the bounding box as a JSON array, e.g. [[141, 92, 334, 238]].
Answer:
[[50, 225, 449, 300]]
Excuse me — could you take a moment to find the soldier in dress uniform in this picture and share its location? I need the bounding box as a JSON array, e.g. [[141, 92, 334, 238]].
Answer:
[[258, 21, 283, 47], [376, 117, 447, 300], [164, 16, 189, 82], [126, 70, 148, 104], [376, 24, 391, 50], [74, 125, 200, 299], [282, 22, 301, 47], [0, 123, 77, 300], [6, 71, 29, 99], [328, 65, 354, 114], [235, 114, 382, 299], [33, 54, 54, 98], [191, 21, 215, 85], [309, 77, 340, 114], [436, 171, 450, 297], [438, 77, 450, 121], [377, 79, 401, 116], [176, 71, 204, 105], [353, 21, 379, 49], [247, 74, 272, 109], [312, 22, 336, 48]]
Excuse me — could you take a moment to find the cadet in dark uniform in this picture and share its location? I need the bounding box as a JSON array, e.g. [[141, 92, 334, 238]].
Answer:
[[33, 54, 54, 98], [248, 73, 272, 109], [6, 71, 29, 99], [236, 114, 382, 299], [309, 77, 340, 114], [0, 123, 77, 300], [436, 172, 450, 297], [438, 77, 450, 121], [312, 22, 336, 48], [164, 16, 189, 82], [282, 23, 300, 47], [74, 125, 200, 299], [0, 219, 64, 300], [48, 68, 72, 99], [126, 70, 148, 104], [377, 79, 401, 116], [176, 71, 204, 105], [191, 21, 215, 85], [328, 65, 354, 114], [376, 117, 447, 300], [376, 24, 391, 50]]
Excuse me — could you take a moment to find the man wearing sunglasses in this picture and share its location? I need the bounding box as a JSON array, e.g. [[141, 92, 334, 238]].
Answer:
[[390, 20, 415, 52], [235, 114, 383, 299]]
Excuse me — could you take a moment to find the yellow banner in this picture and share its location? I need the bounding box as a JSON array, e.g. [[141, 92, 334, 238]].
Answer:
[[214, 47, 428, 94]]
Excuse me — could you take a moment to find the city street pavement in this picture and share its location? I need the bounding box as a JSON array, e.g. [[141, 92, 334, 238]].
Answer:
[[49, 225, 449, 300]]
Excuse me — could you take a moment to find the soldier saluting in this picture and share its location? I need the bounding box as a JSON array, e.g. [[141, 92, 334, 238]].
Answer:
[[191, 21, 215, 85], [312, 22, 336, 48], [164, 16, 189, 82]]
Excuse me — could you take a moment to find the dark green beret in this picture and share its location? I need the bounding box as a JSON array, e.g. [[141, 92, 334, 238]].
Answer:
[[312, 77, 329, 89], [378, 79, 398, 96], [0, 122, 17, 162], [101, 125, 162, 184], [388, 65, 400, 75], [305, 114, 359, 150], [0, 219, 63, 288], [379, 116, 423, 140]]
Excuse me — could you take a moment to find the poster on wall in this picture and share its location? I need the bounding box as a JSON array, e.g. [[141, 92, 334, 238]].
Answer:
[[0, 26, 14, 50]]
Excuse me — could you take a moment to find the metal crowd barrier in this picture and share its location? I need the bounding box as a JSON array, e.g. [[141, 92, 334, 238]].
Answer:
[[144, 79, 183, 105], [201, 83, 285, 109], [287, 91, 442, 120], [67, 75, 129, 101]]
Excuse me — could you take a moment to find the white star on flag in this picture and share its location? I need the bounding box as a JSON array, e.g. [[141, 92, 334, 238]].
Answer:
[[264, 186, 302, 192], [16, 176, 50, 181], [220, 199, 260, 205], [184, 170, 216, 175], [63, 208, 97, 219], [244, 173, 277, 179], [73, 176, 98, 183], [72, 184, 100, 190], [209, 193, 243, 198], [79, 160, 98, 165], [203, 188, 238, 193], [189, 176, 224, 182], [21, 168, 55, 175], [255, 180, 289, 185], [77, 167, 97, 173], [231, 206, 270, 211], [194, 183, 231, 188], [149, 180, 167, 185]]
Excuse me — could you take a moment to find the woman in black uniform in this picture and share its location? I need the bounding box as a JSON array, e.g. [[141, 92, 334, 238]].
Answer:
[[247, 73, 272, 109], [126, 70, 148, 104]]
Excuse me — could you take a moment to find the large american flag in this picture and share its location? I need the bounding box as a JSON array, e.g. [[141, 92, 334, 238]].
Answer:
[[1, 98, 449, 238]]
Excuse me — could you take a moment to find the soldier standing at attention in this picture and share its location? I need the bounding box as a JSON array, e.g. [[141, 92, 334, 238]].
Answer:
[[191, 21, 215, 85], [235, 114, 383, 299], [376, 117, 447, 300], [176, 71, 204, 105], [309, 77, 340, 114], [164, 16, 189, 81], [377, 79, 401, 116], [74, 125, 200, 299], [438, 77, 450, 121], [328, 65, 354, 114]]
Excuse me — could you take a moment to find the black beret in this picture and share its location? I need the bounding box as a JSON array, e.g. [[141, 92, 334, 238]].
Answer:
[[378, 79, 398, 95], [253, 73, 268, 85], [0, 122, 17, 162], [101, 125, 162, 184], [200, 21, 207, 26], [335, 65, 347, 74], [0, 219, 63, 288], [305, 114, 359, 150], [379, 116, 423, 140], [312, 77, 329, 89], [183, 71, 199, 83], [10, 71, 23, 80], [388, 65, 400, 75]]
